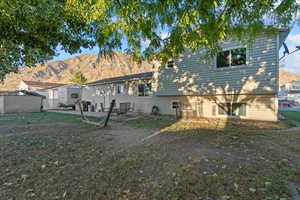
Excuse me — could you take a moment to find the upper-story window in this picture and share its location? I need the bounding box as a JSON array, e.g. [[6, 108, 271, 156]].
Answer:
[[217, 48, 246, 68], [167, 60, 174, 68], [138, 81, 152, 96]]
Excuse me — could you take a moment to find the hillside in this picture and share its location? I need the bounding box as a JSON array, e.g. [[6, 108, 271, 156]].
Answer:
[[0, 54, 299, 91], [279, 71, 300, 85], [0, 52, 156, 91]]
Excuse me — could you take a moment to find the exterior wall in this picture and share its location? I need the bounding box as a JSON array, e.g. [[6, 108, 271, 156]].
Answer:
[[1, 95, 42, 114], [153, 94, 277, 121], [82, 79, 152, 111], [82, 87, 277, 121], [155, 33, 279, 96]]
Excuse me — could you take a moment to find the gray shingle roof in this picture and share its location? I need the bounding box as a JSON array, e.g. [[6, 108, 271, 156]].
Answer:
[[87, 72, 153, 86]]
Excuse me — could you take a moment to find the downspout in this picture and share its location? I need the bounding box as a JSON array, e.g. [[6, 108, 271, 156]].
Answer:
[[276, 33, 280, 121]]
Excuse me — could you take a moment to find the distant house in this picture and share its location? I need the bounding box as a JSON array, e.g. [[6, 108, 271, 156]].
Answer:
[[279, 81, 300, 102], [0, 91, 44, 114], [17, 80, 81, 110]]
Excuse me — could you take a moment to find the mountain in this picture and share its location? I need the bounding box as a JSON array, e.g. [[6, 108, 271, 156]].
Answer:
[[279, 71, 300, 85], [0, 53, 299, 91], [0, 52, 156, 91]]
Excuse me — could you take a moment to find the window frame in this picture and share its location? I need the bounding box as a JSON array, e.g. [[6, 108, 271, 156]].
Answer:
[[171, 100, 181, 109], [215, 46, 248, 69], [216, 102, 247, 117], [166, 60, 175, 68], [138, 81, 153, 96]]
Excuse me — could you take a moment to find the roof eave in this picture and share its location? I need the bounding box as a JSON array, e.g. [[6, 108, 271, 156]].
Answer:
[[87, 76, 152, 86]]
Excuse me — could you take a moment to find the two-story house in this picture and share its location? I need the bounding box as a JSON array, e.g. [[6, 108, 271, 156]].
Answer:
[[82, 28, 289, 121], [154, 29, 289, 121]]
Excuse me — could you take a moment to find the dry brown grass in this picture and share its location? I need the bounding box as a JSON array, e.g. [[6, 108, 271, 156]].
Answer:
[[0, 112, 299, 200]]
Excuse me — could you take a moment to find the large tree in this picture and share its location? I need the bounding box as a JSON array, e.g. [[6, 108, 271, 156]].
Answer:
[[0, 0, 298, 80], [0, 0, 94, 80]]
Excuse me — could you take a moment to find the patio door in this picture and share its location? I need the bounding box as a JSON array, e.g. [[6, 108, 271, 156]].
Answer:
[[104, 90, 111, 109]]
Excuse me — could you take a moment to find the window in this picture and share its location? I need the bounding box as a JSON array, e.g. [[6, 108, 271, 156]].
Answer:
[[138, 84, 145, 96], [167, 60, 174, 68], [217, 50, 230, 68], [172, 101, 181, 109], [96, 88, 105, 96], [217, 48, 246, 68], [71, 93, 79, 99], [138, 81, 152, 96], [117, 84, 124, 94], [144, 82, 152, 96], [218, 103, 246, 117]]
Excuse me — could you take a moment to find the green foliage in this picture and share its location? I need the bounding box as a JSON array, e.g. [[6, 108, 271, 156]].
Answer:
[[0, 0, 94, 80], [280, 111, 300, 122], [0, 0, 298, 80], [70, 71, 87, 84]]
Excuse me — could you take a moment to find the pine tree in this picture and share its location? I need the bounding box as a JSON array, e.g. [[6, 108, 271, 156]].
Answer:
[[70, 71, 87, 85]]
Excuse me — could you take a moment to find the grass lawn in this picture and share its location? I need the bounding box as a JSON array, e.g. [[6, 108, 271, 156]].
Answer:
[[0, 112, 299, 200], [280, 110, 300, 122]]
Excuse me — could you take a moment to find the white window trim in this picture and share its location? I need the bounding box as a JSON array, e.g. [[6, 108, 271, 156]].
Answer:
[[216, 102, 247, 118], [215, 46, 249, 70]]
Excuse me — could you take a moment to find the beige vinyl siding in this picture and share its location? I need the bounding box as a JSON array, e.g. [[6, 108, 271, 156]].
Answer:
[[155, 94, 277, 121], [200, 94, 277, 121], [155, 33, 278, 96], [82, 84, 278, 121]]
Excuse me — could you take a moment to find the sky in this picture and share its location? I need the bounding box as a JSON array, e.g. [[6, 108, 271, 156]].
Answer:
[[52, 24, 300, 75], [280, 24, 300, 74]]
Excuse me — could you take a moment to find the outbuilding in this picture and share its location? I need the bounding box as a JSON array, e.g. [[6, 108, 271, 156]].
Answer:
[[0, 91, 44, 114]]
